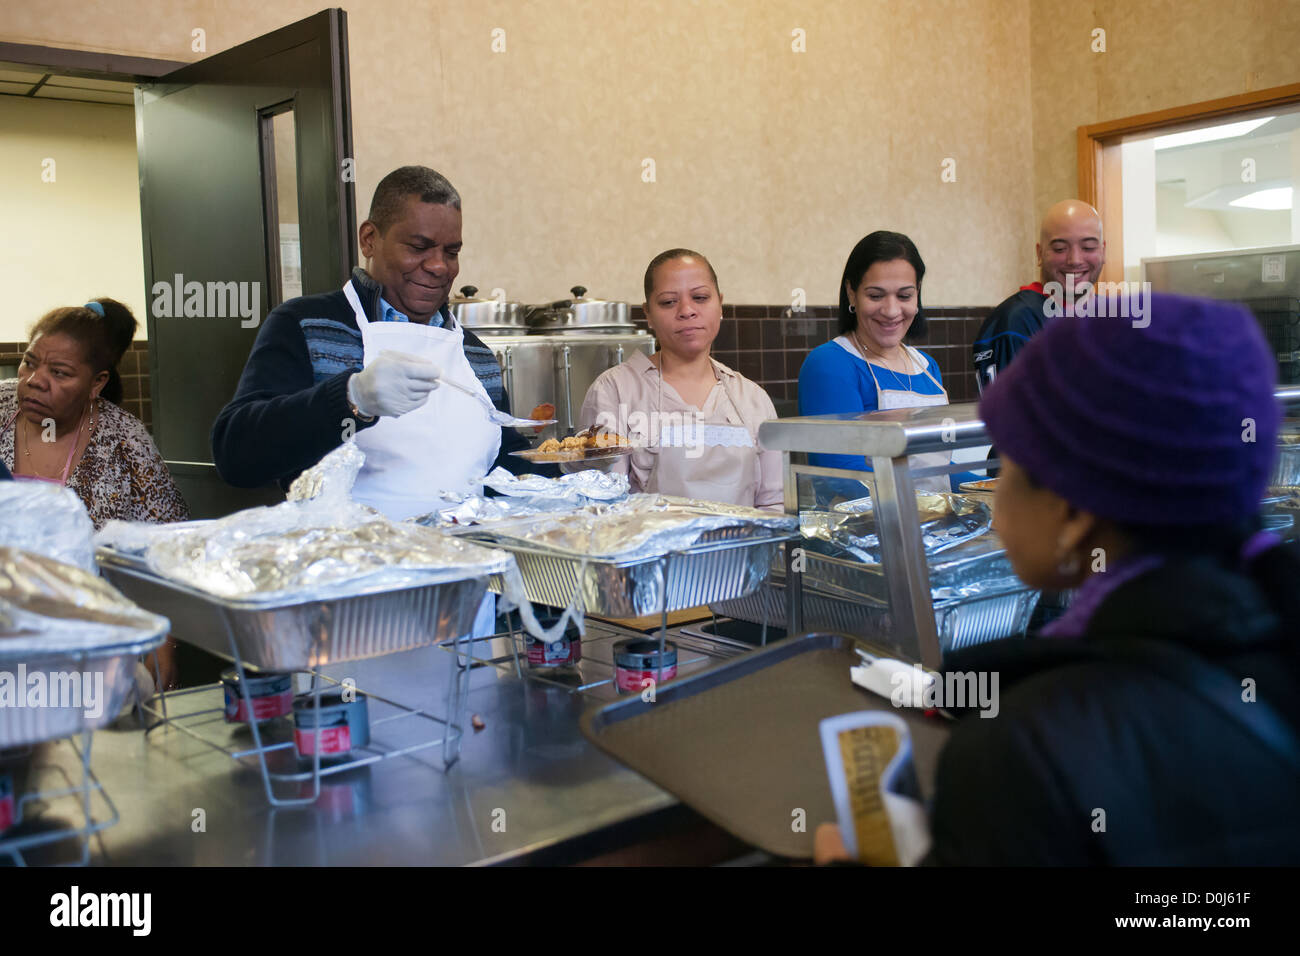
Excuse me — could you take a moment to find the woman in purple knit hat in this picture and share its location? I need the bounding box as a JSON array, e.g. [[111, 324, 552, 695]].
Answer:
[[819, 293, 1300, 865]]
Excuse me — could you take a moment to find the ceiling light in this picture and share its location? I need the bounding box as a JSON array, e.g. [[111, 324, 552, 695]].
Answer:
[[1154, 117, 1274, 150], [1229, 186, 1293, 210]]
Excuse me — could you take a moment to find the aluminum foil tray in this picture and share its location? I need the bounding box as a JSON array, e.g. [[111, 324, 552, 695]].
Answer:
[[579, 631, 950, 859], [710, 544, 1038, 656], [714, 584, 1037, 657], [0, 652, 144, 749], [2, 549, 169, 748], [478, 526, 793, 618], [1273, 443, 1300, 487], [96, 549, 489, 671]]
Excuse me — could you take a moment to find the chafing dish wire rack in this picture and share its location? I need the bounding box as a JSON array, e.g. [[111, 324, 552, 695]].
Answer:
[[435, 615, 750, 700], [91, 564, 488, 811], [0, 730, 118, 866], [473, 527, 798, 687]]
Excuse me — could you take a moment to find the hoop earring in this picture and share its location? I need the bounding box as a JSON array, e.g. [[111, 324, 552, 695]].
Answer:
[[848, 304, 856, 313], [1056, 547, 1081, 578]]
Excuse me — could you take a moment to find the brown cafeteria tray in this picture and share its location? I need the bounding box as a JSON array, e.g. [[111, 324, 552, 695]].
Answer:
[[579, 632, 951, 860]]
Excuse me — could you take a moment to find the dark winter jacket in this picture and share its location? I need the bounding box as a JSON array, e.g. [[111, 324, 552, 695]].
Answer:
[[925, 544, 1300, 865]]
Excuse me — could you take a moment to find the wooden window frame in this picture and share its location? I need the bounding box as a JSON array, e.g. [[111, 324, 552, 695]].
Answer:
[[1078, 81, 1300, 283]]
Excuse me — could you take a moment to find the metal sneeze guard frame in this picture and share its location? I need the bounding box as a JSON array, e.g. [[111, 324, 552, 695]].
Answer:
[[760, 402, 992, 669], [760, 388, 1300, 670]]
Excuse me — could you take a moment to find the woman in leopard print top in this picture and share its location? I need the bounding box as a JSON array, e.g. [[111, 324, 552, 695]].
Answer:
[[1, 299, 188, 530]]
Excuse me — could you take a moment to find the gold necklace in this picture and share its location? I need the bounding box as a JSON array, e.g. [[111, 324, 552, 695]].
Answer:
[[20, 400, 96, 478], [851, 329, 916, 377]]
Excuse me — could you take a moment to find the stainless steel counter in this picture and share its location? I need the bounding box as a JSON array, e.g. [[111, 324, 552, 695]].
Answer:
[[6, 624, 754, 866]]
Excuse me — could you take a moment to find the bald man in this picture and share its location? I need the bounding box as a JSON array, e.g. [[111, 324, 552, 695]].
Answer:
[[973, 200, 1106, 393]]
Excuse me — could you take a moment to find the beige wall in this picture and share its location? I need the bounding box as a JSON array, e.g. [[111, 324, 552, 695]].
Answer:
[[1029, 0, 1300, 249], [7, 2, 1297, 312], [0, 96, 146, 342], [0, 0, 1037, 311]]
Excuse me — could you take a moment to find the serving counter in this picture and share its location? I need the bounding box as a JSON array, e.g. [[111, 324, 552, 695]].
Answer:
[[8, 620, 763, 866]]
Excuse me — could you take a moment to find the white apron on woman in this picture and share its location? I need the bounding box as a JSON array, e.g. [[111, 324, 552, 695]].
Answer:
[[578, 352, 781, 507], [342, 281, 500, 636], [841, 337, 952, 495], [645, 375, 759, 505]]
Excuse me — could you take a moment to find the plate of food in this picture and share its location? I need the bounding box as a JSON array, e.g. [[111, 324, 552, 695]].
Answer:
[[511, 428, 637, 464], [958, 478, 999, 494]]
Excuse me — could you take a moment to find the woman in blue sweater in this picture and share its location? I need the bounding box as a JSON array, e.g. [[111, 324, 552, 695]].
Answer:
[[798, 231, 960, 494]]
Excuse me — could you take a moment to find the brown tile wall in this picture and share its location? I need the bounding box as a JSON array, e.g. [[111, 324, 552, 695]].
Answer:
[[630, 305, 993, 417], [2, 314, 992, 433], [0, 341, 153, 432]]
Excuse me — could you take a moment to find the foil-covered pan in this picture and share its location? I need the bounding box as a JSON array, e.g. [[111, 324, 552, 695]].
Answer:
[[711, 526, 1039, 657], [1, 549, 169, 748], [0, 483, 96, 571], [96, 551, 491, 671], [482, 466, 628, 503], [803, 495, 991, 563], [481, 524, 793, 618], [474, 494, 796, 562], [1273, 442, 1300, 487], [713, 579, 1037, 658], [413, 467, 631, 530], [94, 510, 513, 606]]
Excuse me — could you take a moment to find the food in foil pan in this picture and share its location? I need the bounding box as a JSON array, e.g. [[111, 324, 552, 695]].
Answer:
[[94, 506, 513, 604], [475, 494, 796, 560], [0, 547, 168, 657], [833, 492, 982, 519], [802, 495, 991, 565], [0, 483, 96, 571]]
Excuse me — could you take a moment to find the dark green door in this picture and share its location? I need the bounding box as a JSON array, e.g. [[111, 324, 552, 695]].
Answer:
[[136, 8, 356, 517]]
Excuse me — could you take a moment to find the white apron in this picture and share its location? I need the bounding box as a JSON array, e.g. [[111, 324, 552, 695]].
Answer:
[[342, 280, 501, 636], [860, 342, 952, 495], [645, 371, 759, 506]]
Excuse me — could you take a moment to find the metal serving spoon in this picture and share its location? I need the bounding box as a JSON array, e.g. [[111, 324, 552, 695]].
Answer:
[[437, 376, 557, 428]]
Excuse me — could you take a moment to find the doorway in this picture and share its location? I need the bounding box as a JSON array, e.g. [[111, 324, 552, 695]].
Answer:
[[0, 10, 357, 517]]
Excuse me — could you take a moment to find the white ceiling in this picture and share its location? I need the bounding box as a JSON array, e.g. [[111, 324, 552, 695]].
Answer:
[[0, 66, 133, 106], [1153, 111, 1300, 210]]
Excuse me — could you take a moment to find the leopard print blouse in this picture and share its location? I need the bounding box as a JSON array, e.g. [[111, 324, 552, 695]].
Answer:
[[1, 379, 189, 530]]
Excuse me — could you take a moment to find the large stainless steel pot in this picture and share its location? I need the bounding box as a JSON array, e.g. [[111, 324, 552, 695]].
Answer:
[[449, 285, 527, 334], [482, 332, 654, 431], [525, 286, 632, 333]]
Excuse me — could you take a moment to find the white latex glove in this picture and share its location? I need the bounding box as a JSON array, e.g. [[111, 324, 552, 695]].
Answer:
[[348, 350, 441, 418]]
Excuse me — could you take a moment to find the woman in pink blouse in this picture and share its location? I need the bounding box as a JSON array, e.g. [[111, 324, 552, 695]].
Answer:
[[577, 249, 782, 509]]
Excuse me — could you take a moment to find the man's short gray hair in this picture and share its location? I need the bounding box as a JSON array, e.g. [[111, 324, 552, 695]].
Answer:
[[367, 166, 461, 233]]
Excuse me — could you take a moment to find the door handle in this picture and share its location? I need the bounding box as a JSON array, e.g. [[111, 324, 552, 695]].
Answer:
[[561, 344, 573, 431], [502, 347, 514, 413]]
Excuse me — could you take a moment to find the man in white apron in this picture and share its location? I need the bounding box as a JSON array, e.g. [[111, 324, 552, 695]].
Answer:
[[214, 166, 530, 637]]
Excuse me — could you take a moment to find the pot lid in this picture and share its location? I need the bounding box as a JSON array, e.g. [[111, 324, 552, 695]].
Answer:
[[450, 284, 517, 306]]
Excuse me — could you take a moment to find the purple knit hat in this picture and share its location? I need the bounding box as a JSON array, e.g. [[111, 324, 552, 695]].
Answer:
[[979, 293, 1280, 525]]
